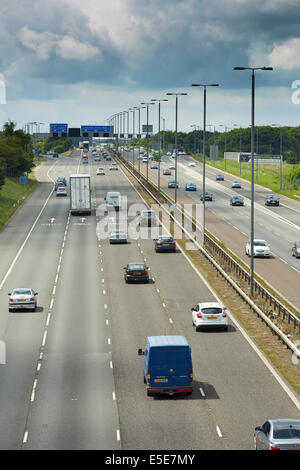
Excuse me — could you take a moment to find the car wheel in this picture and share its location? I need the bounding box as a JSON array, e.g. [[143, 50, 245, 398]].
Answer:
[[223, 325, 228, 331], [8, 308, 12, 312], [196, 325, 201, 332]]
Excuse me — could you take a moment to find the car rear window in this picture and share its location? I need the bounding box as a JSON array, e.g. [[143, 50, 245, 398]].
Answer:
[[13, 289, 31, 295], [128, 264, 145, 270], [273, 425, 300, 439], [159, 237, 173, 242], [201, 307, 223, 315]]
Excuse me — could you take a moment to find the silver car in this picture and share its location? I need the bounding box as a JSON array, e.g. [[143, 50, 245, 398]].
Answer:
[[8, 288, 38, 312], [254, 419, 300, 450], [109, 229, 127, 244], [56, 186, 67, 196], [191, 302, 228, 331]]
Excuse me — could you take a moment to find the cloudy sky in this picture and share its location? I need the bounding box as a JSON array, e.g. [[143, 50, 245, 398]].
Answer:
[[1, 0, 300, 133]]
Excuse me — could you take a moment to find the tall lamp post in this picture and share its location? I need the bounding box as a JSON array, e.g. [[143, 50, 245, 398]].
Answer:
[[134, 106, 145, 177], [234, 66, 273, 296], [191, 83, 219, 247], [151, 98, 168, 195], [272, 123, 283, 190], [166, 92, 187, 204], [234, 124, 242, 176], [140, 102, 155, 182]]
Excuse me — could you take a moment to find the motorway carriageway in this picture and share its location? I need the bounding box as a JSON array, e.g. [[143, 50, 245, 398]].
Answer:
[[128, 150, 300, 312], [0, 150, 298, 450]]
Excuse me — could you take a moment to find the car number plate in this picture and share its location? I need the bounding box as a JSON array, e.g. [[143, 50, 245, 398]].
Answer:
[[154, 379, 168, 382], [208, 316, 217, 320], [133, 272, 141, 275]]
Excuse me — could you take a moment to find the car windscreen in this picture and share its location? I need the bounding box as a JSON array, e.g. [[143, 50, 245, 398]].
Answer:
[[253, 241, 267, 246], [13, 289, 31, 295], [201, 307, 223, 315], [273, 424, 300, 439]]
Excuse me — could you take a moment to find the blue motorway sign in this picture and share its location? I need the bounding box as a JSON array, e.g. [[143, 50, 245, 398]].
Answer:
[[81, 125, 111, 133], [50, 123, 68, 133]]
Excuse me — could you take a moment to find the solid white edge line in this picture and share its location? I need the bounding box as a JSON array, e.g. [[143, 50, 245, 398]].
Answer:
[[23, 431, 28, 443]]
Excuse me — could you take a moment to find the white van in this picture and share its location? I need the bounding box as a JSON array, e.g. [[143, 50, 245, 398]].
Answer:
[[105, 191, 121, 212]]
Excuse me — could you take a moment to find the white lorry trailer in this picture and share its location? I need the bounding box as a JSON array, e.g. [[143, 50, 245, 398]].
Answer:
[[70, 174, 92, 215]]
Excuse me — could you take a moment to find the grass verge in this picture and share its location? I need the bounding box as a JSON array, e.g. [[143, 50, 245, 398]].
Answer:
[[0, 156, 45, 231]]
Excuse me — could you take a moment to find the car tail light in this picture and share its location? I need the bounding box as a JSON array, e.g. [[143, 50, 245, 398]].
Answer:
[[9, 298, 13, 302], [189, 370, 193, 381], [147, 371, 151, 381], [222, 311, 227, 318], [30, 297, 35, 301], [197, 312, 202, 318], [126, 271, 130, 275], [269, 445, 280, 450], [144, 271, 148, 275]]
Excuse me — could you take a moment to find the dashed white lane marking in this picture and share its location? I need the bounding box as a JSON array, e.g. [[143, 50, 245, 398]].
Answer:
[[23, 431, 28, 444], [112, 391, 116, 400], [52, 286, 56, 296], [200, 387, 205, 397], [108, 338, 111, 345], [116, 430, 121, 441], [50, 298, 54, 310], [169, 318, 173, 324], [42, 331, 47, 348], [110, 361, 113, 369], [216, 426, 223, 438]]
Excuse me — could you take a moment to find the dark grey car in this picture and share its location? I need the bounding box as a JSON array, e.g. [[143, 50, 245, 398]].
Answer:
[[124, 263, 149, 283], [154, 236, 176, 252], [230, 195, 244, 206], [254, 419, 300, 450], [265, 194, 280, 206], [200, 192, 213, 201]]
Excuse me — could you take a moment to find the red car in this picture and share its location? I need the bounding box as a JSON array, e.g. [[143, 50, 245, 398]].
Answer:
[[163, 169, 171, 175]]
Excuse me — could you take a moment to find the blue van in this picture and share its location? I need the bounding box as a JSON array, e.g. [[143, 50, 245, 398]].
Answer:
[[138, 336, 193, 396]]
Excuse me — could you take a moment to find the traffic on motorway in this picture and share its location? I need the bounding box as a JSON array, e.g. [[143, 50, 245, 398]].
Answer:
[[1, 146, 300, 451]]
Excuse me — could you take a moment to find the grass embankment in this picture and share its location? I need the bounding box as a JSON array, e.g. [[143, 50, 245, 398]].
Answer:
[[0, 155, 45, 231], [192, 155, 300, 200]]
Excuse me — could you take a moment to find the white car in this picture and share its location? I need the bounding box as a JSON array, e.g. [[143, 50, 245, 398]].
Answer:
[[188, 162, 196, 167], [97, 167, 105, 175], [192, 302, 228, 331], [8, 288, 38, 312], [169, 165, 175, 170], [56, 186, 67, 196], [245, 239, 270, 257], [109, 164, 118, 171]]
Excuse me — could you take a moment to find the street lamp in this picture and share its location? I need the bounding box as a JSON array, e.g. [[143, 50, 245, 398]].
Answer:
[[234, 124, 242, 176], [190, 125, 200, 155], [140, 102, 155, 182], [134, 106, 145, 177], [166, 92, 188, 204], [271, 123, 283, 190], [234, 65, 273, 296], [151, 98, 168, 195], [191, 83, 219, 247]]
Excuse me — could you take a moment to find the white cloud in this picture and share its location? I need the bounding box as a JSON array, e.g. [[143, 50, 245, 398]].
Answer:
[[18, 25, 100, 61], [268, 38, 300, 70]]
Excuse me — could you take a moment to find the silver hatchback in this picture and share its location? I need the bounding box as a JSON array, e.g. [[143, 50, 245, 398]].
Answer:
[[254, 419, 300, 450], [8, 288, 38, 312]]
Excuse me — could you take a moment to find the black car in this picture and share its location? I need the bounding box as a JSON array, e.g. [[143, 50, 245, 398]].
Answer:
[[124, 263, 149, 283], [230, 195, 244, 206], [265, 194, 280, 206], [168, 181, 179, 188], [154, 236, 176, 252], [200, 191, 213, 201]]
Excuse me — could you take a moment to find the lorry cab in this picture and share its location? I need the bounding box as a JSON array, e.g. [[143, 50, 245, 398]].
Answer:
[[105, 191, 121, 212], [138, 335, 193, 397]]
